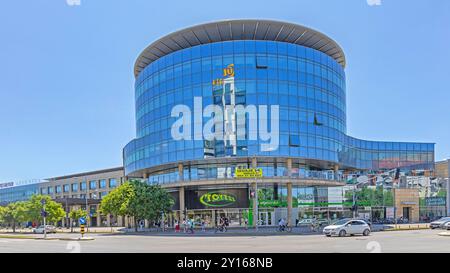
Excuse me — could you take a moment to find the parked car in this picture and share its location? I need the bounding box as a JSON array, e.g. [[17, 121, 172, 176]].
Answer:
[[33, 225, 57, 234], [323, 219, 371, 237], [444, 222, 450, 231], [297, 219, 314, 226], [430, 217, 450, 229]]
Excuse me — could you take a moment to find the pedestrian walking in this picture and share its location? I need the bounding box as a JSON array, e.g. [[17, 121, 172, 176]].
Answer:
[[175, 221, 180, 233], [182, 218, 187, 233]]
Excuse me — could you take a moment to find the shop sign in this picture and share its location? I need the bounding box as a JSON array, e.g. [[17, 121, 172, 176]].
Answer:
[[185, 189, 249, 210], [401, 201, 417, 205], [0, 182, 14, 189], [199, 192, 237, 207], [425, 197, 446, 206], [235, 168, 263, 178]]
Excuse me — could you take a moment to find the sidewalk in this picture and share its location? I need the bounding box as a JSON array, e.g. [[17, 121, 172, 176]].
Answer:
[[0, 223, 431, 237]]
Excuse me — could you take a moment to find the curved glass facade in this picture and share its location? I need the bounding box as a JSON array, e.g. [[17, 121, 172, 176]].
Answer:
[[124, 40, 434, 177]]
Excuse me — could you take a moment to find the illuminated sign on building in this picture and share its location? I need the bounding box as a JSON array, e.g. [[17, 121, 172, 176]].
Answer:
[[0, 182, 14, 189], [199, 192, 237, 207], [223, 64, 234, 77]]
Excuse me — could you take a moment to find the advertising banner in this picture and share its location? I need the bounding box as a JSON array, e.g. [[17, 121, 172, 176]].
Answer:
[[425, 197, 446, 207], [185, 188, 249, 209], [234, 168, 263, 178]]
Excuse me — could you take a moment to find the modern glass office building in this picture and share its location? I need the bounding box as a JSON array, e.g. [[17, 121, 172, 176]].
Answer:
[[0, 180, 43, 206], [123, 19, 435, 226]]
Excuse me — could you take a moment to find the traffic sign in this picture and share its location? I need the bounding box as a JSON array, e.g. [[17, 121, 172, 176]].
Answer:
[[40, 210, 47, 217], [79, 217, 86, 225]]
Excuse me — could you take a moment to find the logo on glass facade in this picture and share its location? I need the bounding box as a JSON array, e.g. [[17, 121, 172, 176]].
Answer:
[[171, 64, 280, 152], [199, 192, 237, 207]]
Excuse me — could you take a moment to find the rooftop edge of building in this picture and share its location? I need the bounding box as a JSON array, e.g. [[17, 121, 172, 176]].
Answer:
[[134, 19, 346, 78]]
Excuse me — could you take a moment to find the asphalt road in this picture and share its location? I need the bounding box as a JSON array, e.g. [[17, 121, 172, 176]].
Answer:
[[0, 229, 448, 253]]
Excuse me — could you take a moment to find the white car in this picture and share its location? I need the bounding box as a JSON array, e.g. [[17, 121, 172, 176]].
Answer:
[[33, 225, 57, 234], [444, 222, 450, 231], [323, 219, 371, 237]]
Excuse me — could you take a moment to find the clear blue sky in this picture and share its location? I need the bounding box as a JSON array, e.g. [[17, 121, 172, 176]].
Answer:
[[1, 0, 449, 181]]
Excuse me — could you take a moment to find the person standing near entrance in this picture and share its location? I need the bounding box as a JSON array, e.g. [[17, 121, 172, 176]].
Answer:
[[182, 218, 187, 233]]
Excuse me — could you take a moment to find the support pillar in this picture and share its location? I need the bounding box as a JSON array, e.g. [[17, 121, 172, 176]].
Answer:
[[287, 158, 293, 177], [178, 163, 184, 181], [334, 165, 340, 181], [447, 180, 450, 216], [251, 157, 258, 228], [287, 182, 293, 227], [96, 205, 101, 227], [179, 186, 185, 222]]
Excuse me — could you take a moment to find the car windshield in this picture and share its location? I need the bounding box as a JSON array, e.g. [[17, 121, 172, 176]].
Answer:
[[440, 217, 450, 221], [332, 219, 349, 226]]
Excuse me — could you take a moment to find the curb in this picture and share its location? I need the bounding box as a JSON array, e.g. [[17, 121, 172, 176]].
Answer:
[[59, 237, 95, 241], [0, 235, 35, 240], [438, 232, 450, 237]]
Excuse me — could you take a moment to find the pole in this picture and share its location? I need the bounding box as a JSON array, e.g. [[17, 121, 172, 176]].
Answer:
[[43, 203, 47, 240], [255, 174, 258, 232]]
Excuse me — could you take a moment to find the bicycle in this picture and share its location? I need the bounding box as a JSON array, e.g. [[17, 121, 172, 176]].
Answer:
[[278, 225, 292, 233], [215, 225, 227, 233], [310, 223, 320, 232]]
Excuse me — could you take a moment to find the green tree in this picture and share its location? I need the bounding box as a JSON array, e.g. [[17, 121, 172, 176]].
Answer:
[[100, 180, 174, 232], [25, 195, 65, 225], [0, 202, 27, 232], [68, 209, 88, 233]]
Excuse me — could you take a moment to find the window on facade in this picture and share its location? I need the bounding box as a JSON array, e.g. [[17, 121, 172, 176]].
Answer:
[[256, 56, 268, 69], [289, 135, 300, 147], [63, 184, 70, 193], [99, 192, 108, 199], [89, 180, 97, 190], [109, 178, 117, 188], [48, 187, 54, 194], [56, 185, 61, 193], [71, 183, 78, 192], [80, 181, 86, 191], [99, 179, 107, 189]]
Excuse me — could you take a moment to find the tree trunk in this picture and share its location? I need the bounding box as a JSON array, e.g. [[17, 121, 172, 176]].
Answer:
[[12, 220, 16, 233], [71, 219, 74, 233], [134, 217, 138, 232]]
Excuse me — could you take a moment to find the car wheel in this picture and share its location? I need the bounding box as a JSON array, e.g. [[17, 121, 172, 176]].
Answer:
[[339, 230, 346, 237], [326, 235, 331, 237], [363, 229, 370, 236]]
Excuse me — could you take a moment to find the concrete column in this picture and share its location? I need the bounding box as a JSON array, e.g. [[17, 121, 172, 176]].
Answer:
[[447, 180, 450, 216], [334, 165, 340, 181], [145, 219, 149, 228], [179, 187, 185, 222], [178, 163, 184, 181], [143, 172, 148, 181], [212, 210, 216, 227], [124, 216, 129, 228], [287, 182, 293, 227], [96, 205, 101, 227], [287, 158, 292, 177], [251, 157, 258, 227]]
